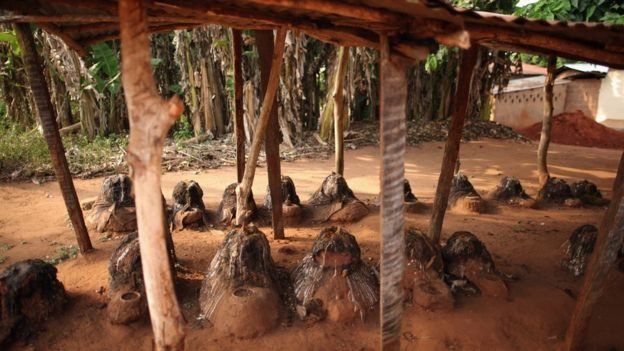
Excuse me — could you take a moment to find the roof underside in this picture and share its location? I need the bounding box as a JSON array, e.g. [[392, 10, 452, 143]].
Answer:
[[1, 0, 624, 68]]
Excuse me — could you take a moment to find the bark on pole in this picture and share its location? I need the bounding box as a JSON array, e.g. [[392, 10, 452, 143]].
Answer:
[[537, 55, 557, 188], [14, 23, 93, 254], [379, 35, 409, 351], [256, 30, 285, 239], [235, 28, 287, 227], [118, 1, 186, 349], [428, 45, 479, 244], [564, 152, 624, 351], [333, 46, 349, 175], [232, 28, 245, 183]]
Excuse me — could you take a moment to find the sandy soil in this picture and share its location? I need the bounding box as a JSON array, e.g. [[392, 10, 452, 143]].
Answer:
[[1, 139, 622, 351]]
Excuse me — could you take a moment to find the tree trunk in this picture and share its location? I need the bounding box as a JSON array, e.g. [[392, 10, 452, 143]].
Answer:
[[537, 55, 557, 188], [235, 28, 287, 227], [333, 46, 349, 175], [118, 0, 186, 349], [379, 35, 409, 351], [428, 45, 480, 244], [257, 29, 285, 239], [14, 23, 93, 254], [232, 28, 245, 183]]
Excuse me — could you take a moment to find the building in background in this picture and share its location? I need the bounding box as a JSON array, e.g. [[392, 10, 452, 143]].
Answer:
[[491, 64, 624, 130]]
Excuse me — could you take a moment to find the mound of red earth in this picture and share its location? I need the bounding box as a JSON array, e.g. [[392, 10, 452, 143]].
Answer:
[[518, 111, 624, 149]]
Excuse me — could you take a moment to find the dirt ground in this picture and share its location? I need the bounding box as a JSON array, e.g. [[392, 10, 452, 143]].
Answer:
[[1, 139, 622, 351]]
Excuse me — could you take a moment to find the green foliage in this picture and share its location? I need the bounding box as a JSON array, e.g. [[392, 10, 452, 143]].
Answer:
[[86, 43, 121, 95], [0, 31, 20, 56], [516, 0, 624, 23], [173, 115, 194, 141], [453, 0, 517, 13]]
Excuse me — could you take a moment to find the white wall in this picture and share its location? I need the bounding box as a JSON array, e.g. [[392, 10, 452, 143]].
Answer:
[[596, 70, 624, 130]]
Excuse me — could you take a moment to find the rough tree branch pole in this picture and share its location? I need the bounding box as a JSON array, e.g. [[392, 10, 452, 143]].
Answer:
[[14, 23, 93, 254], [428, 45, 479, 244], [564, 152, 624, 351], [235, 28, 287, 226], [257, 30, 285, 239], [333, 46, 350, 175], [537, 55, 557, 188], [119, 0, 186, 349], [232, 28, 245, 183], [379, 35, 409, 351]]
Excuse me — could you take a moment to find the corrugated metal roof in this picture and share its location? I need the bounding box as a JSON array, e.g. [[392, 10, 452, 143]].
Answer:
[[563, 63, 609, 74]]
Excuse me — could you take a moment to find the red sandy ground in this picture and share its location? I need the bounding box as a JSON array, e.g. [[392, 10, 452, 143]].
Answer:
[[518, 110, 624, 150], [1, 139, 623, 350]]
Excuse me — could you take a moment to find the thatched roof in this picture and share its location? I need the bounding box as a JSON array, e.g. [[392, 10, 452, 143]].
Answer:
[[1, 0, 623, 68]]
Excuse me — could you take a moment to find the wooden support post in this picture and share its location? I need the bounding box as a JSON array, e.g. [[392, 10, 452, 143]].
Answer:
[[333, 46, 349, 175], [235, 28, 287, 227], [564, 152, 624, 351], [428, 45, 479, 244], [379, 35, 409, 351], [232, 28, 245, 183], [14, 23, 93, 254], [118, 0, 185, 349], [537, 55, 557, 188], [257, 29, 285, 239]]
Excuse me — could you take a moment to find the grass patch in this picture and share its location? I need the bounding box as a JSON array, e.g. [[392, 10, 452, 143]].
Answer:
[[45, 245, 79, 266], [0, 121, 128, 179]]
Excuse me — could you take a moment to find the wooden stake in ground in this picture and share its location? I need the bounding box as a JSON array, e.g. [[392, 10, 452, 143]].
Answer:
[[235, 28, 287, 227], [537, 55, 557, 188], [428, 45, 479, 244], [333, 46, 350, 175], [379, 35, 409, 351], [564, 152, 624, 351], [256, 29, 285, 239], [232, 28, 245, 183], [118, 0, 185, 349], [14, 23, 93, 254]]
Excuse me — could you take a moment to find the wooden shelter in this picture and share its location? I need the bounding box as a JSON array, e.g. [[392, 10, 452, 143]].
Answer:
[[2, 1, 624, 350]]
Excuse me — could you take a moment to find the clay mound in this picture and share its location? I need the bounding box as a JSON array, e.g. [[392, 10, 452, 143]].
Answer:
[[308, 173, 368, 222], [217, 183, 257, 225], [171, 180, 208, 231], [403, 179, 421, 213], [538, 177, 572, 203], [487, 176, 536, 208], [199, 226, 282, 338], [404, 228, 452, 311], [518, 110, 624, 150], [449, 173, 487, 214], [264, 176, 303, 225], [570, 180, 608, 206], [87, 174, 137, 233], [107, 232, 175, 324], [442, 231, 507, 299], [562, 224, 598, 277], [405, 228, 443, 276], [292, 227, 378, 322], [0, 259, 67, 345]]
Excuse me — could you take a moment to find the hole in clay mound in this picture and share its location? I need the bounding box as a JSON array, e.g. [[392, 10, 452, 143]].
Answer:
[[423, 285, 440, 295], [121, 291, 141, 301], [233, 287, 253, 297]]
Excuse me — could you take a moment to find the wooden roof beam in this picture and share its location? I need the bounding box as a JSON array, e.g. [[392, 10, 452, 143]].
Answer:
[[467, 23, 624, 69]]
